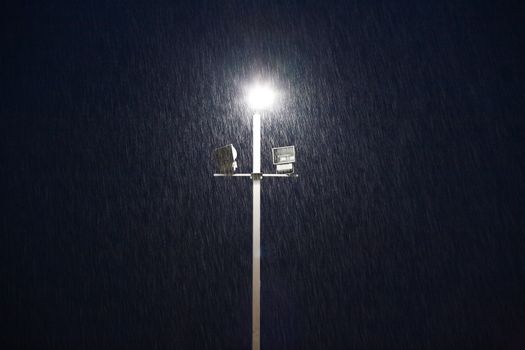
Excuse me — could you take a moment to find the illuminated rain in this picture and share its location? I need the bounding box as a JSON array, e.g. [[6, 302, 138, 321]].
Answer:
[[3, 1, 524, 349]]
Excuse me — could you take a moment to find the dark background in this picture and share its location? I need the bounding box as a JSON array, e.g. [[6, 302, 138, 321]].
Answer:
[[2, 0, 524, 349]]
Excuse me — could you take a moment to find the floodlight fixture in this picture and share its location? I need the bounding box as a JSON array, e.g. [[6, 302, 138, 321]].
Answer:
[[272, 146, 295, 174], [213, 144, 238, 174], [246, 83, 275, 110]]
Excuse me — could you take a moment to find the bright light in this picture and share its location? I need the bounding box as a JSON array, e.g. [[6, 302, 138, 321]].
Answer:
[[246, 83, 276, 110]]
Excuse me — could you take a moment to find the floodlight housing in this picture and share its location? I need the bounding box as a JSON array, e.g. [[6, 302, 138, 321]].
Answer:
[[246, 83, 275, 110], [272, 146, 295, 174], [213, 144, 238, 174], [272, 146, 295, 165]]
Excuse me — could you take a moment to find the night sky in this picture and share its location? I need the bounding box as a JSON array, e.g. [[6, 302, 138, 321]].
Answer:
[[2, 0, 525, 349]]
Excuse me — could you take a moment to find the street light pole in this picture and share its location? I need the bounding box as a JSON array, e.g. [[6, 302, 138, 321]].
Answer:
[[213, 83, 296, 350], [252, 112, 261, 350]]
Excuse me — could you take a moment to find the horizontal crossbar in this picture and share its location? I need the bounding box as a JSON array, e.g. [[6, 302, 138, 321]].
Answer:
[[213, 173, 298, 178]]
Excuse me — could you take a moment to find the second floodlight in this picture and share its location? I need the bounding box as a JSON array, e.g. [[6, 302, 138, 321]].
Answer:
[[272, 146, 295, 174], [213, 144, 238, 174]]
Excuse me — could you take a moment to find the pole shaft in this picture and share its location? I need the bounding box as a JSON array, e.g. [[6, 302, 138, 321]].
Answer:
[[253, 113, 261, 173], [252, 178, 261, 350], [252, 113, 261, 350]]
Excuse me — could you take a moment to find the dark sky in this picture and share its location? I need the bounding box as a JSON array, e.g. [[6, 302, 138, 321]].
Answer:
[[2, 0, 525, 349]]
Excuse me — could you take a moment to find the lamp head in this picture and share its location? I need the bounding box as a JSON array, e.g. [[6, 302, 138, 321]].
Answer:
[[246, 83, 276, 110]]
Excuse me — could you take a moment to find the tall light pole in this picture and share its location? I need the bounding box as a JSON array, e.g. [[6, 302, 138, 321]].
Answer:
[[214, 82, 296, 350]]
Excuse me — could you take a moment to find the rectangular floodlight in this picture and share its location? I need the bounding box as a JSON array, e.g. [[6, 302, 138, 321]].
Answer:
[[272, 146, 295, 165]]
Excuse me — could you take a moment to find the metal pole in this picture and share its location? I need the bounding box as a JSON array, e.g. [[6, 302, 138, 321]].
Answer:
[[252, 113, 261, 350]]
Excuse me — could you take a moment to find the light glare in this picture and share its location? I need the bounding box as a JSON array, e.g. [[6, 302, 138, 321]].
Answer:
[[246, 84, 276, 110]]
